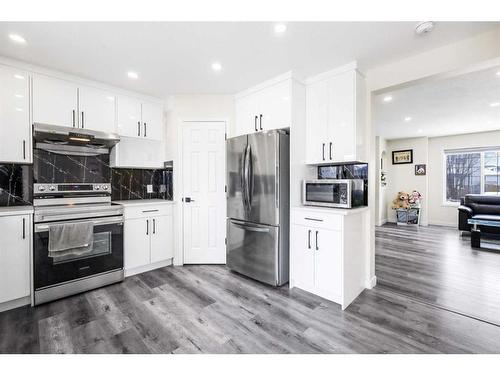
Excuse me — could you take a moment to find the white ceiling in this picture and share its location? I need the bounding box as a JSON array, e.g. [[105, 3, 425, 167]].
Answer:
[[0, 22, 498, 98], [374, 66, 500, 139]]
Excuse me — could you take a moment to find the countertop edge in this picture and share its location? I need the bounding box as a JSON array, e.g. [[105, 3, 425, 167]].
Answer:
[[0, 206, 34, 216], [291, 205, 370, 216]]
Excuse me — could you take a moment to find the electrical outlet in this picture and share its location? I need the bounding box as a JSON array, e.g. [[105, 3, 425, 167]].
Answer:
[[147, 184, 153, 193]]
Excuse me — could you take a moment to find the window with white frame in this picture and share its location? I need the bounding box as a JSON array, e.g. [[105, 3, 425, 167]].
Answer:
[[444, 149, 500, 203]]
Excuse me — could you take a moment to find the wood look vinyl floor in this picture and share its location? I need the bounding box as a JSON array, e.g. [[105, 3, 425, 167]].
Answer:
[[376, 223, 500, 327], [2, 256, 500, 353]]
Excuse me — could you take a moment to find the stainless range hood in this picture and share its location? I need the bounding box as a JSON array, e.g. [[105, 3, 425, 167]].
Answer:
[[33, 123, 120, 156]]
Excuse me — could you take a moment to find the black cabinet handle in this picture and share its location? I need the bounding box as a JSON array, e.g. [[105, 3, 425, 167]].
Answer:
[[329, 142, 332, 160], [23, 140, 26, 160], [322, 143, 325, 161], [81, 111, 85, 128], [153, 218, 156, 234], [308, 230, 311, 249], [22, 218, 25, 239], [137, 121, 141, 136], [144, 122, 147, 137], [146, 219, 149, 235], [72, 110, 75, 127], [259, 114, 263, 130], [315, 231, 319, 250], [254, 115, 258, 132]]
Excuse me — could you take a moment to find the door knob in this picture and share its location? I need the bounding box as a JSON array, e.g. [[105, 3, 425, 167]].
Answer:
[[184, 197, 195, 202]]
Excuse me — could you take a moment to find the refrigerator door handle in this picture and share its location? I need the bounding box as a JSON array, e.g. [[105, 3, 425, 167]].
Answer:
[[240, 145, 248, 211], [230, 220, 270, 233], [245, 144, 253, 208]]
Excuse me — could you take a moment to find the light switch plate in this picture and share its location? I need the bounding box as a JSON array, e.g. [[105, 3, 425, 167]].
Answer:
[[147, 184, 153, 193]]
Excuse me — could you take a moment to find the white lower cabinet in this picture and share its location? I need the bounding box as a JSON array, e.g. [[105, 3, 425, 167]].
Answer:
[[121, 203, 174, 276], [0, 214, 31, 305], [290, 207, 368, 310]]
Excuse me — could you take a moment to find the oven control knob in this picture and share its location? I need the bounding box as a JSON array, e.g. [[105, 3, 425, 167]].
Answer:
[[38, 186, 46, 192], [95, 185, 100, 190], [49, 185, 56, 192], [102, 185, 109, 190]]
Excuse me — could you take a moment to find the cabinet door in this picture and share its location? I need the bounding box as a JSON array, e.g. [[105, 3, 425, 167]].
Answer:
[[290, 224, 315, 292], [150, 215, 173, 263], [0, 66, 31, 163], [78, 85, 116, 133], [327, 71, 356, 162], [141, 101, 163, 141], [258, 80, 292, 131], [314, 228, 342, 300], [116, 95, 142, 138], [305, 80, 329, 164], [110, 137, 164, 169], [0, 215, 30, 304], [235, 94, 258, 136], [33, 74, 78, 128], [124, 218, 151, 270]]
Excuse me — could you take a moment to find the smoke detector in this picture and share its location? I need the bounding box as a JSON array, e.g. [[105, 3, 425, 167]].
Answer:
[[415, 21, 435, 35]]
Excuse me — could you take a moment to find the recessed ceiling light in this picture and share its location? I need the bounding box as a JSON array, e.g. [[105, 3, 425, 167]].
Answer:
[[274, 24, 287, 34], [13, 74, 24, 80], [211, 62, 222, 72], [490, 102, 500, 107], [383, 95, 393, 102], [404, 117, 412, 122], [417, 129, 423, 133], [14, 94, 24, 98], [8, 33, 26, 44], [496, 70, 500, 76], [415, 21, 435, 35], [127, 71, 138, 80]]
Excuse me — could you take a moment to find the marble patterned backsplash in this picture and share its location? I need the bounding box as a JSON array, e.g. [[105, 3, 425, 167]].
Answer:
[[33, 149, 110, 183], [0, 164, 33, 206], [111, 168, 172, 201]]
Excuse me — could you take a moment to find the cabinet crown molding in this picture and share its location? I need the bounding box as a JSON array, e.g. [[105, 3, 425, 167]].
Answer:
[[304, 61, 361, 85], [235, 71, 302, 99]]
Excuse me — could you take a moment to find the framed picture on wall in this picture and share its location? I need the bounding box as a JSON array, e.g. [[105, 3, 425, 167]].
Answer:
[[392, 149, 413, 164], [415, 164, 426, 176]]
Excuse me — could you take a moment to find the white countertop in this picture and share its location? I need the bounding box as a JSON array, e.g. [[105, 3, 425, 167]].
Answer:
[[112, 199, 175, 207], [291, 205, 369, 216], [0, 206, 34, 216]]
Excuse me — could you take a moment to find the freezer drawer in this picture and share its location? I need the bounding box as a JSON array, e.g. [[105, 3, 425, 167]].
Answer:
[[226, 219, 279, 286]]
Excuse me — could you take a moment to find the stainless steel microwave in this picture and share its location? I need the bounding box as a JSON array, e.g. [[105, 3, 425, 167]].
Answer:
[[302, 179, 365, 208]]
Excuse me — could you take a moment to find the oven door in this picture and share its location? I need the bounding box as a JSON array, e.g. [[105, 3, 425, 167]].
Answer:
[[34, 216, 124, 290]]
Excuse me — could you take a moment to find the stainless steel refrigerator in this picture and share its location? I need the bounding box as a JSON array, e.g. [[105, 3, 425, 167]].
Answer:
[[226, 130, 289, 286]]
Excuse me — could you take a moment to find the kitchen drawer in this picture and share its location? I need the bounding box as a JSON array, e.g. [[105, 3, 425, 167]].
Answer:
[[123, 204, 173, 220], [291, 208, 342, 231]]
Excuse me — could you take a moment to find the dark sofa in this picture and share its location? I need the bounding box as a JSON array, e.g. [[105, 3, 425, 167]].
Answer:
[[458, 194, 500, 234]]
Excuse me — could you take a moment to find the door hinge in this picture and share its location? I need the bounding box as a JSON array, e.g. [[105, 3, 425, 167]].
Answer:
[[225, 133, 227, 140], [225, 238, 227, 245], [225, 185, 227, 193]]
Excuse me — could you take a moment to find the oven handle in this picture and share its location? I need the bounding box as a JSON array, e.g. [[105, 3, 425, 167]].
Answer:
[[35, 217, 124, 233]]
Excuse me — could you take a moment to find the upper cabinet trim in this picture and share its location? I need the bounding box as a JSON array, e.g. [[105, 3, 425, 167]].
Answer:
[[304, 61, 361, 85], [0, 56, 163, 105]]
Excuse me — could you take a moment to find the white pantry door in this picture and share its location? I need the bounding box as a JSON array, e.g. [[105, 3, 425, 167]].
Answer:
[[182, 121, 226, 264]]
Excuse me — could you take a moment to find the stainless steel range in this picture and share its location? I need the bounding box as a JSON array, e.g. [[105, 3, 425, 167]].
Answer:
[[33, 182, 124, 305]]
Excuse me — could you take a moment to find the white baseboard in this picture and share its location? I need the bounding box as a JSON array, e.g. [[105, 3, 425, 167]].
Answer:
[[377, 218, 388, 226], [428, 220, 457, 227], [0, 296, 30, 313], [366, 276, 377, 289], [125, 258, 173, 277]]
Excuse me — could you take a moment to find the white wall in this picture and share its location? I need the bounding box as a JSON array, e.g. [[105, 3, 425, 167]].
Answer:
[[428, 130, 500, 227], [164, 94, 235, 265], [385, 137, 429, 225]]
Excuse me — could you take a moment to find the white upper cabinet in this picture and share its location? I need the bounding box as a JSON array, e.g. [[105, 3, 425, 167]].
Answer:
[[0, 65, 31, 163], [117, 95, 163, 141], [117, 95, 142, 137], [33, 74, 78, 129], [234, 73, 295, 137], [78, 85, 116, 133], [259, 79, 292, 132], [305, 65, 366, 164], [141, 101, 163, 141]]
